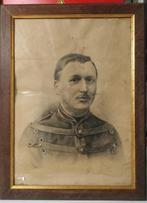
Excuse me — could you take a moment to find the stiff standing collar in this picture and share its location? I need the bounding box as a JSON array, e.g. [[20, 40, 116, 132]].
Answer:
[[57, 104, 91, 125]]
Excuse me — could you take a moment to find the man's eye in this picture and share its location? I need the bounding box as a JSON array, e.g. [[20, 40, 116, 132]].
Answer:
[[86, 77, 95, 83], [70, 78, 80, 82], [87, 78, 92, 82]]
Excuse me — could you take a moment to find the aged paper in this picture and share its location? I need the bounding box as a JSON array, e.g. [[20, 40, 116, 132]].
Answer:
[[14, 18, 132, 186]]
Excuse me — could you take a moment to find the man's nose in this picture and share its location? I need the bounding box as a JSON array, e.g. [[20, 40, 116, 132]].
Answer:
[[80, 79, 88, 92]]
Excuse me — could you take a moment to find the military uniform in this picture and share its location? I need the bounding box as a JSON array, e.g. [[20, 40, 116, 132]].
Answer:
[[20, 104, 120, 165]]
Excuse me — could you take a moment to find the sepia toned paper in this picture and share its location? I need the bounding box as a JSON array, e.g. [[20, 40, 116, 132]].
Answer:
[[14, 17, 133, 186]]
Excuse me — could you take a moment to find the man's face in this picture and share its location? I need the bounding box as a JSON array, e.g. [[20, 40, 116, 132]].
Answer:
[[55, 61, 97, 112]]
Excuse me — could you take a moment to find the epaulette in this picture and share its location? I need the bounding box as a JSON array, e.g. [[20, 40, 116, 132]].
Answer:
[[38, 103, 59, 121]]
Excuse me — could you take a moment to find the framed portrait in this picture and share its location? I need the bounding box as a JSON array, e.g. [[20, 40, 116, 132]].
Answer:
[[0, 3, 145, 200]]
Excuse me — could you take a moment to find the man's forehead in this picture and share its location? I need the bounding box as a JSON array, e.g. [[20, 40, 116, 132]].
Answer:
[[62, 61, 97, 76], [66, 60, 93, 67]]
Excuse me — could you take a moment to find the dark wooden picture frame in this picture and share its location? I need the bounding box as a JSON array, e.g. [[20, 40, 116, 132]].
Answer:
[[0, 3, 145, 200]]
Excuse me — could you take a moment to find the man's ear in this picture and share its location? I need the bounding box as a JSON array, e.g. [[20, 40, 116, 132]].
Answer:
[[54, 80, 61, 95]]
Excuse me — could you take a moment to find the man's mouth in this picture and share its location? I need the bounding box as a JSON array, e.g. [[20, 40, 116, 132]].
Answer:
[[76, 95, 90, 102]]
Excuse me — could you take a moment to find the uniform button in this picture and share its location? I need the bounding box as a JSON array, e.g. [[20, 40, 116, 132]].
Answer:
[[79, 147, 84, 153], [113, 143, 117, 148], [39, 138, 44, 142], [78, 129, 82, 134], [109, 129, 114, 135], [33, 129, 38, 134]]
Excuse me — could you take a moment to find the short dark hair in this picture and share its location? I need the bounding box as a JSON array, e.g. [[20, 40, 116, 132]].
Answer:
[[54, 53, 97, 81]]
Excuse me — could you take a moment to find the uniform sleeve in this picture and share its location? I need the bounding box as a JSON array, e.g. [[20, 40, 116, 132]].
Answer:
[[17, 124, 42, 172], [107, 123, 121, 154]]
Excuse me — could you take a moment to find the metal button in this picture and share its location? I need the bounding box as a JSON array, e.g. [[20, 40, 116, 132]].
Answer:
[[109, 129, 114, 135], [79, 147, 84, 153], [39, 138, 44, 142], [78, 129, 82, 134], [113, 143, 117, 148], [33, 129, 38, 134]]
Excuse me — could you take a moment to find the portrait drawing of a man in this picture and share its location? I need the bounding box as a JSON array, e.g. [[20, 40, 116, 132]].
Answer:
[[19, 53, 121, 170]]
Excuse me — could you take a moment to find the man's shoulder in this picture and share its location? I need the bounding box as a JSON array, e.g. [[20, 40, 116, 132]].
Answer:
[[19, 104, 58, 143], [20, 109, 121, 156], [86, 113, 117, 132], [38, 103, 59, 122], [86, 113, 121, 153]]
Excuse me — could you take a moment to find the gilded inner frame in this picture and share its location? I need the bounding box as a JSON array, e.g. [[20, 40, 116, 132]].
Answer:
[[10, 14, 135, 189]]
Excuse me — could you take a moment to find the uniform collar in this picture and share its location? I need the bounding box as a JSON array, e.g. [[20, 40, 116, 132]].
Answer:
[[57, 104, 90, 125]]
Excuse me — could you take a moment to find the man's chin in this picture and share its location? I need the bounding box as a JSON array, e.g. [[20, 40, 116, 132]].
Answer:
[[73, 102, 90, 110]]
